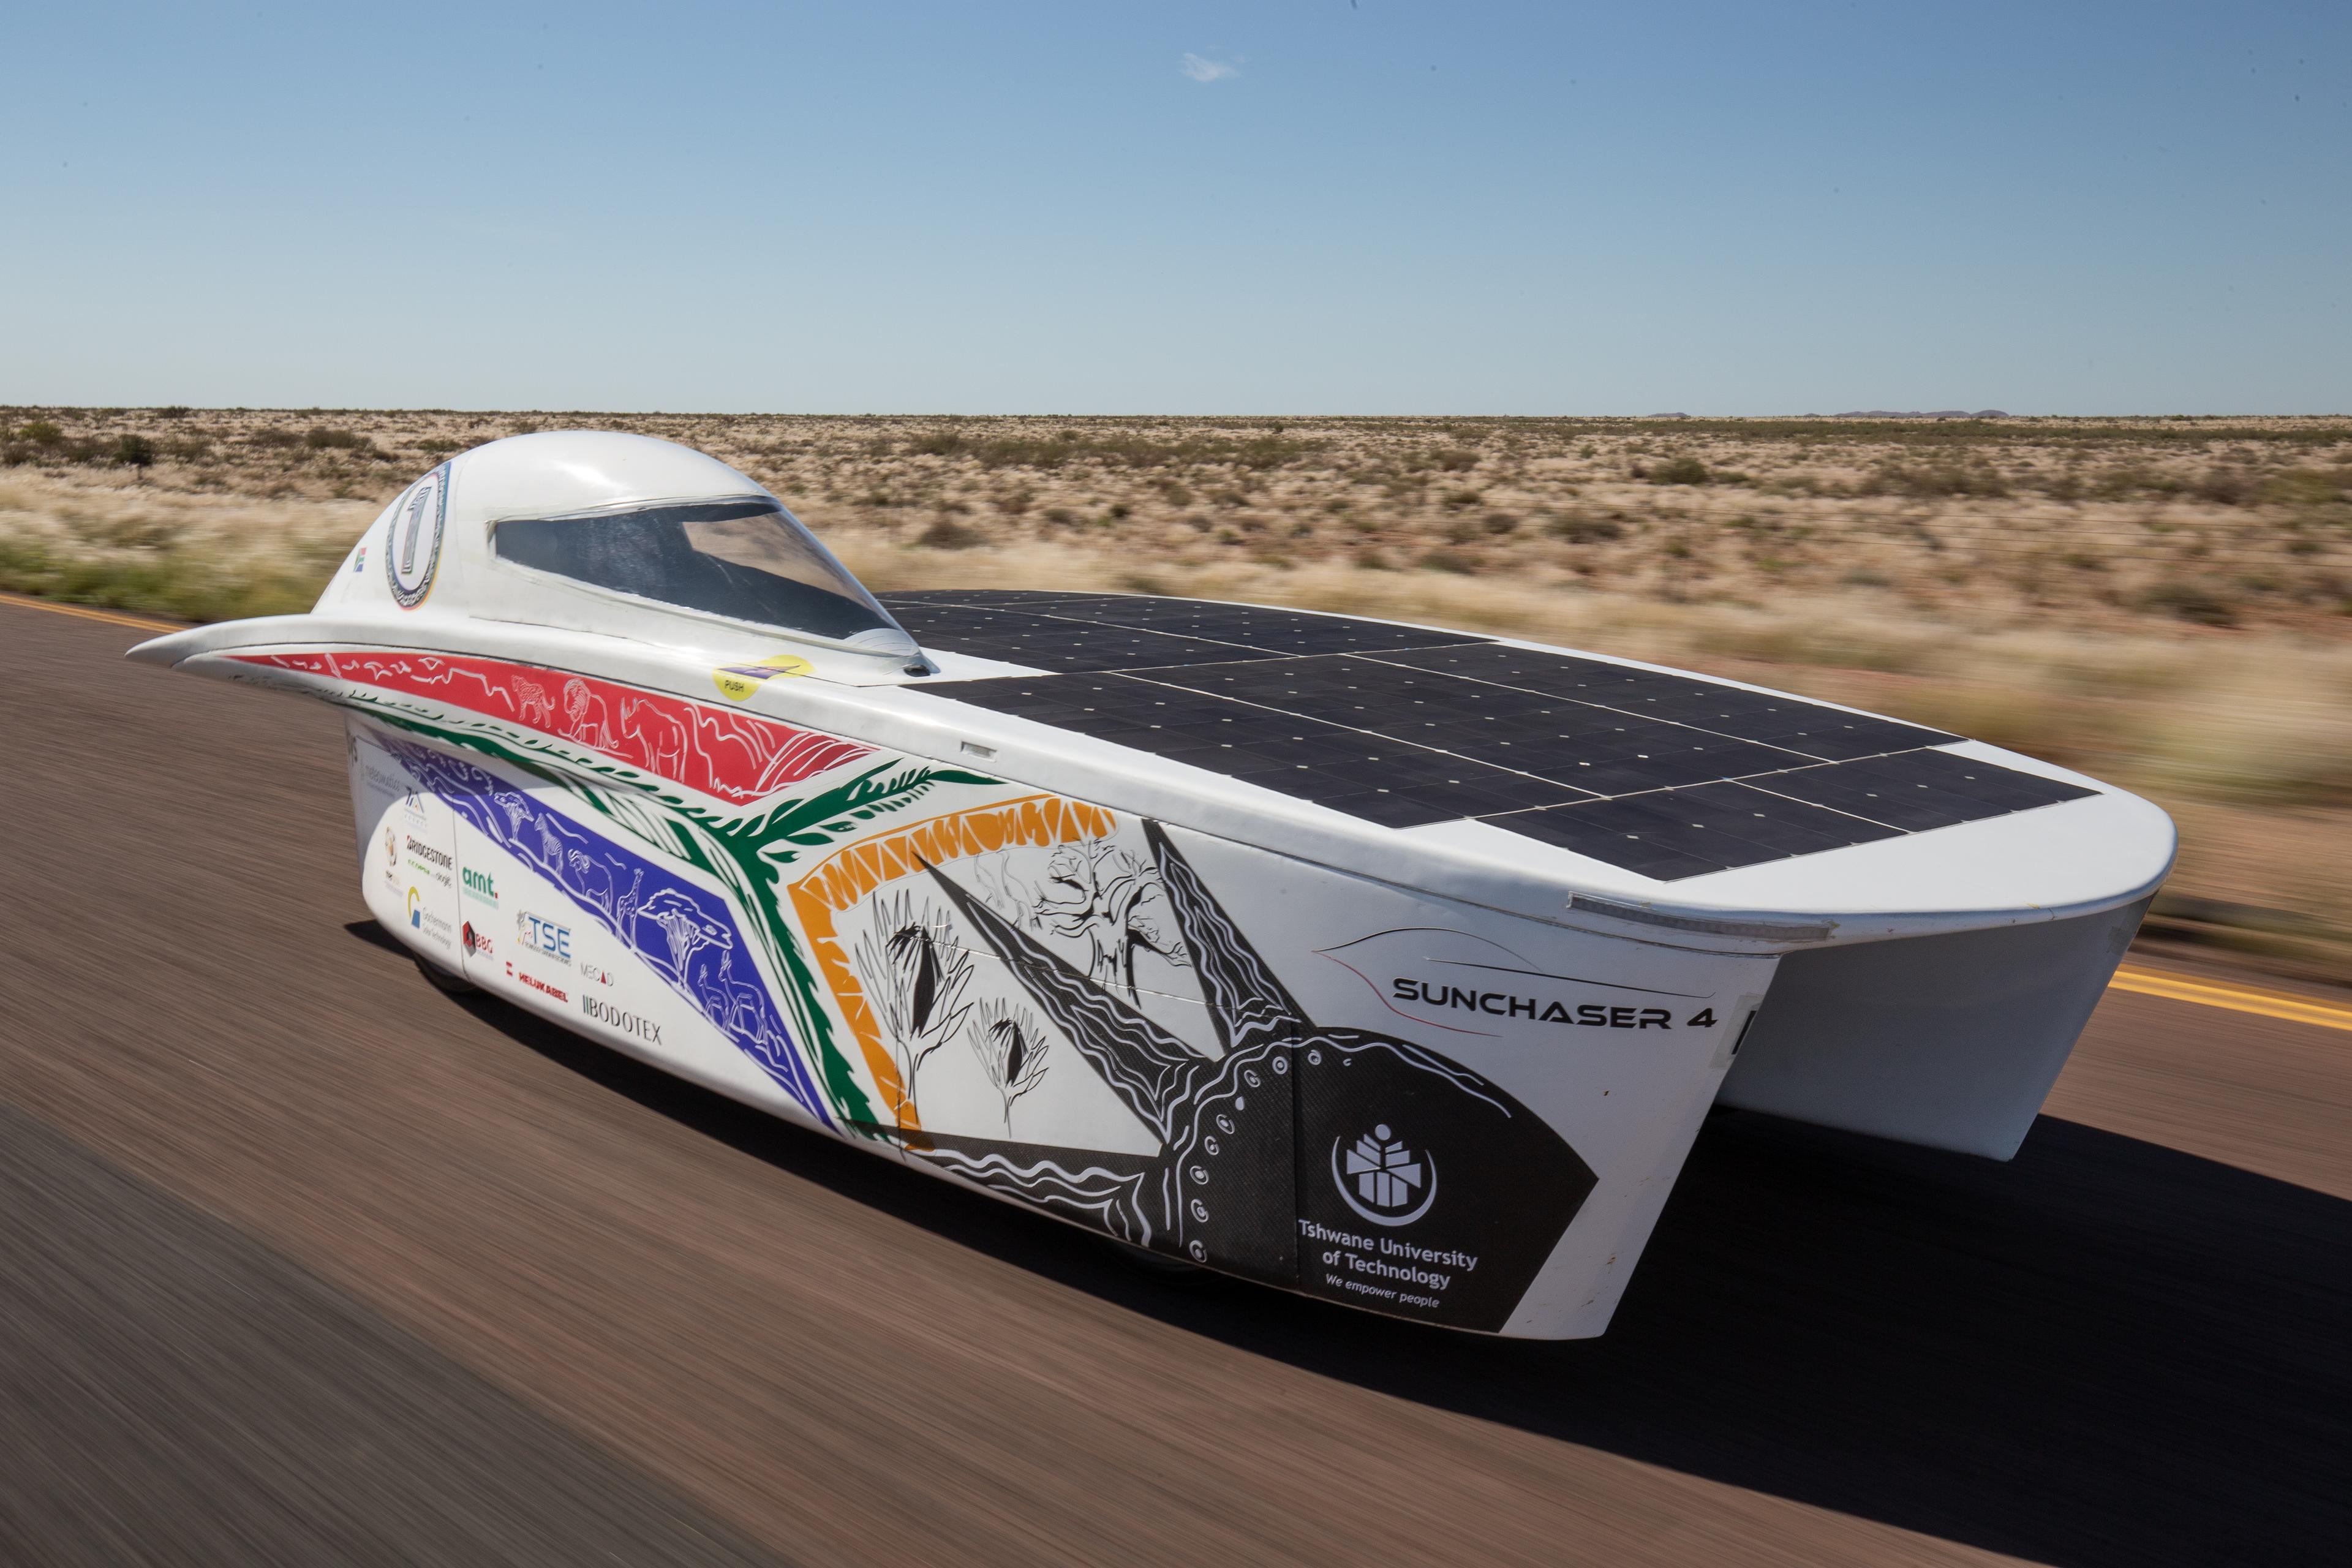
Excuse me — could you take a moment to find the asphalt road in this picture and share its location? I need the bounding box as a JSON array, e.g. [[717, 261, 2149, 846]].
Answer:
[[2, 597, 2346, 1568]]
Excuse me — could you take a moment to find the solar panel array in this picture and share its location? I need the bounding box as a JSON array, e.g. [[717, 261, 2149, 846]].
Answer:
[[884, 590, 2095, 882]]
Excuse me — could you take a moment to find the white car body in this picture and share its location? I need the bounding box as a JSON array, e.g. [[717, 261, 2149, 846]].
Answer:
[[132, 432, 2173, 1338]]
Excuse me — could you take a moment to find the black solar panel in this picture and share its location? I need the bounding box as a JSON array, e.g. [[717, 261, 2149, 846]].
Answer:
[[1373, 643, 1960, 761], [1485, 783, 1907, 881], [925, 673, 1599, 826], [1741, 748, 2094, 830], [886, 590, 2098, 881], [885, 601, 1286, 671], [887, 589, 1485, 666]]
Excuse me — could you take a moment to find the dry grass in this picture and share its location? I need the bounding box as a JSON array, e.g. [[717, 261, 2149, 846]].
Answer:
[[9, 406, 2351, 972]]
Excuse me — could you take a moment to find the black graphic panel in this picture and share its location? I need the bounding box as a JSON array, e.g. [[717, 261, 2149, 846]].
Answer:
[[1291, 1033, 1595, 1333], [870, 826, 1600, 1327], [1167, 1042, 1299, 1286]]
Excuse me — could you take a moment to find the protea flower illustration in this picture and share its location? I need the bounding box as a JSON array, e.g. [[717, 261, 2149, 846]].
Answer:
[[851, 891, 974, 1115], [970, 998, 1049, 1129]]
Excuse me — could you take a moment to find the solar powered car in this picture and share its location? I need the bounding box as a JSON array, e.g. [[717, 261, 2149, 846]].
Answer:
[[131, 432, 2174, 1337]]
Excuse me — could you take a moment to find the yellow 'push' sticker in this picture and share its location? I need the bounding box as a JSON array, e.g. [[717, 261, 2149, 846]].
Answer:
[[712, 654, 814, 701]]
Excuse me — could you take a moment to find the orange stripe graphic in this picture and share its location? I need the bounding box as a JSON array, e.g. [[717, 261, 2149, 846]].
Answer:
[[791, 794, 1117, 1131]]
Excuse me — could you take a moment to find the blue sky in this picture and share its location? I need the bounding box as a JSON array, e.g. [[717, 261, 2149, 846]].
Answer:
[[4, 2, 2345, 413]]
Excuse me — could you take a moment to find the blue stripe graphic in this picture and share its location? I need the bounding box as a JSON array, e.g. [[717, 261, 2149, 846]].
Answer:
[[385, 737, 834, 1128]]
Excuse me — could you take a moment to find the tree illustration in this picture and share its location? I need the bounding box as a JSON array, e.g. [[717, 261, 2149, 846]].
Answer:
[[1032, 839, 1191, 999]]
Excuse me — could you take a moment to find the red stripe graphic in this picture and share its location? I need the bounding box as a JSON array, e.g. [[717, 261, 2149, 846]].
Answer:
[[240, 651, 872, 803]]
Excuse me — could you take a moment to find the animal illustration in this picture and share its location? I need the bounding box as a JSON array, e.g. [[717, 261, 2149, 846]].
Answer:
[[511, 674, 556, 728], [561, 679, 616, 750], [619, 695, 689, 778], [530, 810, 590, 875], [566, 850, 643, 930]]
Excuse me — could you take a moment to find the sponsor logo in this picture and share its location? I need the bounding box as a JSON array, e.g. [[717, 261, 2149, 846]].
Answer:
[[352, 544, 366, 573], [362, 761, 412, 798], [461, 921, 492, 958], [711, 653, 813, 701], [578, 961, 614, 987], [582, 994, 661, 1044], [1332, 1124, 1438, 1227], [406, 886, 454, 947], [517, 910, 571, 966], [386, 463, 450, 609], [405, 835, 453, 872], [383, 827, 398, 869], [512, 967, 568, 1003], [461, 866, 497, 904]]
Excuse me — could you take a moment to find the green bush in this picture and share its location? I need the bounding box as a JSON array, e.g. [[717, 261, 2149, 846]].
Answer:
[[2138, 580, 2239, 627], [1548, 513, 1625, 543], [2191, 467, 2257, 505], [915, 518, 978, 549], [1647, 455, 1711, 486], [1860, 461, 2005, 498], [2259, 469, 2346, 508]]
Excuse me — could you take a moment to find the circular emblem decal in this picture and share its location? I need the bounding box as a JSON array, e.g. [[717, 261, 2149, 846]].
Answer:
[[1331, 1123, 1439, 1227], [386, 464, 450, 609]]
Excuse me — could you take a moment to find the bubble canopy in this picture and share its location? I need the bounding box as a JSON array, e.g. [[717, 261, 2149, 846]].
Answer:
[[492, 495, 910, 652]]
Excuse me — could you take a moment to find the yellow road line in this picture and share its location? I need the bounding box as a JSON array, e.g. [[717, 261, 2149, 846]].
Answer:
[[0, 592, 181, 634], [2110, 965, 2352, 1033]]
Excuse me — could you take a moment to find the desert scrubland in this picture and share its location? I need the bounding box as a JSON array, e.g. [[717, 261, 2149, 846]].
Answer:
[[6, 405, 2350, 974]]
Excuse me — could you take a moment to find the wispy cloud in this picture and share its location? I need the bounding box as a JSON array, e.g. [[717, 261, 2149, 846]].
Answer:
[[1178, 53, 1239, 84]]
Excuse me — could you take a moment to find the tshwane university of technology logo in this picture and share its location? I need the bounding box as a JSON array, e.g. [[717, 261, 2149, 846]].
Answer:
[[1333, 1124, 1439, 1227]]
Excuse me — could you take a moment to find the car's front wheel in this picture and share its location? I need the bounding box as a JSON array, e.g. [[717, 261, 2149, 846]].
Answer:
[[415, 955, 477, 995]]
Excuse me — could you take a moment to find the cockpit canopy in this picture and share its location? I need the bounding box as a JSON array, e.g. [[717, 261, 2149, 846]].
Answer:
[[493, 496, 901, 647], [331, 431, 921, 666]]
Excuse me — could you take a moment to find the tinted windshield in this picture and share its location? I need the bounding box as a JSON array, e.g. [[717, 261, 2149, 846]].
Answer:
[[494, 497, 899, 644]]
